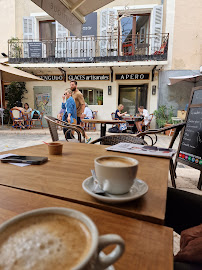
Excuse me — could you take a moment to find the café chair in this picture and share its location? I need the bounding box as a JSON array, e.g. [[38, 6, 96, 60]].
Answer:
[[10, 108, 26, 130], [136, 122, 186, 188], [90, 134, 147, 146], [30, 111, 43, 129], [44, 115, 86, 143]]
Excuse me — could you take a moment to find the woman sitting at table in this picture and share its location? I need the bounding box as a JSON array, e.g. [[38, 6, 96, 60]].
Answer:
[[115, 104, 127, 132], [115, 104, 127, 120]]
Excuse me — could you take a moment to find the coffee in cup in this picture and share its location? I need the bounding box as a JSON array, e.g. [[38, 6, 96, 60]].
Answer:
[[0, 207, 125, 270], [94, 155, 138, 195]]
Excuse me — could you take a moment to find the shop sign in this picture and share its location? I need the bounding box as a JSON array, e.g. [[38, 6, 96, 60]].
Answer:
[[116, 73, 150, 80], [28, 42, 42, 58], [68, 74, 110, 81], [36, 75, 64, 81], [66, 57, 94, 63]]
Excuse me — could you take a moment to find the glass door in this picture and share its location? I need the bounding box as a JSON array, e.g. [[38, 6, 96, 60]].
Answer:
[[119, 84, 148, 115]]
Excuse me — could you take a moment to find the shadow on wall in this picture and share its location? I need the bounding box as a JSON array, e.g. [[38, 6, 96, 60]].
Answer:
[[158, 70, 202, 115]]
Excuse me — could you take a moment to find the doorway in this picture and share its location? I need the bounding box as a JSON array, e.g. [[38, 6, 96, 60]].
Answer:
[[118, 84, 148, 115]]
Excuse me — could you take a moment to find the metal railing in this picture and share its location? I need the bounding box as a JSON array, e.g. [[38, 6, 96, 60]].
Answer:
[[8, 33, 169, 63]]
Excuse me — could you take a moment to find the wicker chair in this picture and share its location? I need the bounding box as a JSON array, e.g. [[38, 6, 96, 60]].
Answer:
[[90, 134, 147, 146], [44, 115, 86, 143], [136, 122, 186, 188]]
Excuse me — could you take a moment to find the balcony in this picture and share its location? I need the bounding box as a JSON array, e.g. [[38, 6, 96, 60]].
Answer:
[[8, 33, 169, 64]]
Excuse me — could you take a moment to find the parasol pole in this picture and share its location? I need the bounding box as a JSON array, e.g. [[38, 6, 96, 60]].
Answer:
[[0, 71, 3, 128]]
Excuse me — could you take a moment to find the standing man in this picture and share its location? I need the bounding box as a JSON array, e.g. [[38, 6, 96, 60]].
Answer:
[[70, 80, 85, 125]]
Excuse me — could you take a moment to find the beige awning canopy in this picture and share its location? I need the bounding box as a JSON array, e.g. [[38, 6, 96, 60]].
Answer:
[[31, 0, 115, 38], [0, 63, 43, 127], [168, 74, 202, 86], [0, 63, 43, 83]]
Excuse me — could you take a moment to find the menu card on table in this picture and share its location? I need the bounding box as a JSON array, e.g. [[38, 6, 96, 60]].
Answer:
[[106, 143, 176, 158]]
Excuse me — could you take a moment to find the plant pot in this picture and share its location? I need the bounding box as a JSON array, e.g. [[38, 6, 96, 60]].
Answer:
[[98, 100, 103, 105], [164, 123, 174, 136]]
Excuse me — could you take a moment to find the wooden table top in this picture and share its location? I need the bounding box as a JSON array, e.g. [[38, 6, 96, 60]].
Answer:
[[0, 185, 173, 270], [0, 143, 170, 224], [82, 119, 126, 124]]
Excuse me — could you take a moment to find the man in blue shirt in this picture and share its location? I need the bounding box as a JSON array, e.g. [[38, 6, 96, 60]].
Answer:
[[62, 89, 77, 124]]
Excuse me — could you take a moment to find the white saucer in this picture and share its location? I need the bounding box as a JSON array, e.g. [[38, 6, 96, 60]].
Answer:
[[82, 177, 148, 204]]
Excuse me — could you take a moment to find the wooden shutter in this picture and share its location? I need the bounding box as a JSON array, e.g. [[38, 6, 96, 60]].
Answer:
[[100, 9, 108, 56], [55, 21, 68, 57], [23, 17, 35, 57], [151, 5, 163, 54]]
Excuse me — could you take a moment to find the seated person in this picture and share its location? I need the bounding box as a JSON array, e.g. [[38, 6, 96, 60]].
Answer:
[[135, 106, 149, 132], [81, 103, 93, 128], [82, 103, 93, 119], [57, 108, 66, 121], [23, 103, 32, 120], [115, 104, 127, 132], [115, 104, 127, 120]]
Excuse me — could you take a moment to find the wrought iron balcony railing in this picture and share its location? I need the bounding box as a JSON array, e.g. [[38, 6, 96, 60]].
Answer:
[[8, 33, 169, 63]]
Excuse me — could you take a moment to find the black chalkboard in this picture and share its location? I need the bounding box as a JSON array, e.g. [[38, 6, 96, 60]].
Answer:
[[177, 87, 202, 171]]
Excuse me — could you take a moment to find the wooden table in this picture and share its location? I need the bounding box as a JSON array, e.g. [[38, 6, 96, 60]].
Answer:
[[0, 142, 170, 224], [123, 116, 143, 133], [82, 119, 126, 137], [0, 185, 173, 270]]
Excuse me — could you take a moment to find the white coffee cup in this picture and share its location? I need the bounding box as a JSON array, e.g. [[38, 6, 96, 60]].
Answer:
[[94, 155, 139, 195], [0, 207, 125, 270]]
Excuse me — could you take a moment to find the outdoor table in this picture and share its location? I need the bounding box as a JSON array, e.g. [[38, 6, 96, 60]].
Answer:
[[0, 185, 173, 270], [0, 142, 170, 225], [82, 119, 126, 137], [123, 116, 143, 133]]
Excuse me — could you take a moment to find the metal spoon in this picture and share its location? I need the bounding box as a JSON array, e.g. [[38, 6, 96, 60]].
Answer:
[[91, 169, 106, 195]]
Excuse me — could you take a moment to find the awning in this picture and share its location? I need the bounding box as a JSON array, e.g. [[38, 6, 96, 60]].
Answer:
[[0, 63, 43, 127], [31, 0, 115, 38], [168, 74, 202, 86], [0, 63, 43, 82]]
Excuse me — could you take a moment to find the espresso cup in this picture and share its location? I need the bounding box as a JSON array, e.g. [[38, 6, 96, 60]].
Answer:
[[48, 142, 63, 155], [94, 155, 138, 195], [0, 207, 125, 270]]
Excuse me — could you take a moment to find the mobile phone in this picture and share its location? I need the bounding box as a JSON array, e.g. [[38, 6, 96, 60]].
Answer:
[[0, 155, 48, 165]]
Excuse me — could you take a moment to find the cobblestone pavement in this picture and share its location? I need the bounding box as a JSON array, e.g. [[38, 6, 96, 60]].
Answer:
[[0, 127, 201, 196]]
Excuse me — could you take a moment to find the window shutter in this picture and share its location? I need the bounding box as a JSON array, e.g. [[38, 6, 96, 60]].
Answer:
[[23, 17, 35, 57], [100, 9, 108, 56], [55, 21, 68, 57], [100, 9, 118, 56], [151, 5, 163, 54]]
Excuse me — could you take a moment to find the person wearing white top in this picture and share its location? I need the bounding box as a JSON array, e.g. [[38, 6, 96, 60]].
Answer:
[[83, 103, 93, 119], [135, 106, 150, 132]]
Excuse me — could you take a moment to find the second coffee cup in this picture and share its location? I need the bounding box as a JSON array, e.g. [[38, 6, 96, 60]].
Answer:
[[94, 155, 139, 195]]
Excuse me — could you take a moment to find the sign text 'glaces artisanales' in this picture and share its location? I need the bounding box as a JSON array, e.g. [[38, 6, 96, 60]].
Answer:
[[116, 73, 150, 80], [68, 75, 110, 81]]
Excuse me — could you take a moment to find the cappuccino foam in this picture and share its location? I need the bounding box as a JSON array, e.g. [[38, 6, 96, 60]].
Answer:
[[0, 214, 91, 270], [98, 157, 135, 167]]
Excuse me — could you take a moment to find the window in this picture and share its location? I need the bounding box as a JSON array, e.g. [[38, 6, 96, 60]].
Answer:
[[79, 88, 103, 105]]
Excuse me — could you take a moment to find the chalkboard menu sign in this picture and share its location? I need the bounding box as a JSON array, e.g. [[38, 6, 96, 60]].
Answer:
[[177, 87, 202, 171]]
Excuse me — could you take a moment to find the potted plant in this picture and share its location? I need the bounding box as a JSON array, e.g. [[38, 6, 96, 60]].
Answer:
[[154, 105, 174, 135], [97, 96, 103, 105], [9, 37, 22, 58]]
